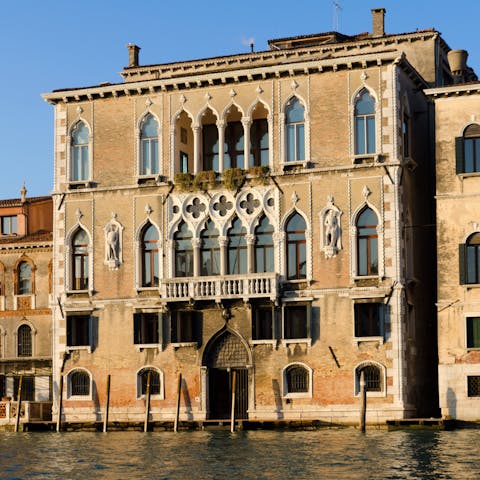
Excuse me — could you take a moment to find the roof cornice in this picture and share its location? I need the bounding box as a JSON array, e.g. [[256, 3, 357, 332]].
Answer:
[[42, 50, 411, 105], [425, 82, 480, 98]]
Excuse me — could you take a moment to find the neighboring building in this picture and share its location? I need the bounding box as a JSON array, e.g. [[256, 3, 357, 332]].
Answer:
[[426, 52, 480, 421], [0, 187, 53, 422], [42, 8, 456, 425]]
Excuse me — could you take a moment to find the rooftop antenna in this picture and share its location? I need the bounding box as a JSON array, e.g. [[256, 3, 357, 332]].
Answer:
[[333, 0, 342, 31]]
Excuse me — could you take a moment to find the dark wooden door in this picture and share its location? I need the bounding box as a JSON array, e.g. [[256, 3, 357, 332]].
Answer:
[[208, 368, 248, 420]]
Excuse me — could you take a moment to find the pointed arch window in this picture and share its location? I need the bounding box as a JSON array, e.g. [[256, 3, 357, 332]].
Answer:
[[227, 217, 247, 275], [18, 261, 32, 294], [174, 221, 194, 277], [141, 224, 159, 287], [354, 90, 376, 155], [286, 213, 306, 280], [17, 324, 32, 357], [255, 215, 274, 273], [71, 121, 89, 181], [285, 98, 305, 162], [250, 119, 269, 167], [140, 114, 159, 175], [200, 220, 220, 276], [224, 121, 244, 170], [356, 207, 378, 276], [72, 229, 89, 290]]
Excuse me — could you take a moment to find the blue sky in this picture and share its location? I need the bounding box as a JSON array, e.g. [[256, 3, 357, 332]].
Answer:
[[0, 0, 478, 199]]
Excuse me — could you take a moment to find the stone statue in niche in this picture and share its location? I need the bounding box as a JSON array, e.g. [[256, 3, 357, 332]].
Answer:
[[320, 196, 342, 258], [104, 213, 123, 270]]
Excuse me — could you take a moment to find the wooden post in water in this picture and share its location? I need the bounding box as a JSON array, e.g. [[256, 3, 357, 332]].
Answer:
[[230, 370, 236, 433], [174, 373, 182, 433], [144, 371, 151, 432], [56, 375, 64, 432], [103, 375, 111, 433], [360, 370, 366, 433], [14, 376, 23, 432]]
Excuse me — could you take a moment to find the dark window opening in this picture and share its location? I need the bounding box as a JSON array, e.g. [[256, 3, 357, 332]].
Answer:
[[467, 376, 480, 397], [171, 310, 200, 344], [285, 365, 308, 393], [139, 368, 160, 396], [284, 305, 309, 339], [357, 365, 381, 392], [13, 376, 35, 401], [354, 303, 383, 337], [134, 313, 159, 345], [70, 370, 90, 396], [66, 315, 90, 347], [252, 305, 274, 340], [17, 324, 32, 357]]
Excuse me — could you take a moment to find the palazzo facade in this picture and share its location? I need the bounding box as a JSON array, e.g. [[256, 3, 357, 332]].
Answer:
[[43, 9, 454, 424]]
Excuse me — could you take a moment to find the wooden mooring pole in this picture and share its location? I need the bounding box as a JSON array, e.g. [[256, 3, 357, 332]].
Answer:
[[144, 371, 151, 432], [230, 370, 237, 433], [56, 375, 64, 432], [174, 373, 182, 433], [103, 375, 111, 433], [14, 376, 23, 432], [360, 370, 366, 433]]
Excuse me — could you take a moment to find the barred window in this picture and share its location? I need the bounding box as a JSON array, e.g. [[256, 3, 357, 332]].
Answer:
[[70, 370, 90, 396], [285, 364, 309, 393], [138, 368, 161, 396], [356, 363, 383, 394], [17, 324, 32, 357], [467, 376, 480, 397]]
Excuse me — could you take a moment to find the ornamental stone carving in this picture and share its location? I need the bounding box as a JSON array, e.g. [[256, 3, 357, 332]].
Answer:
[[104, 213, 124, 270], [320, 196, 343, 258]]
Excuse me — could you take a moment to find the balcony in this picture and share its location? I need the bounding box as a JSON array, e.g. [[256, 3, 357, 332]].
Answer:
[[161, 273, 278, 302]]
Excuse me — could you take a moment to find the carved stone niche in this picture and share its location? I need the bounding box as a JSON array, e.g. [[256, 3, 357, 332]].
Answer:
[[319, 196, 343, 259], [104, 213, 124, 270]]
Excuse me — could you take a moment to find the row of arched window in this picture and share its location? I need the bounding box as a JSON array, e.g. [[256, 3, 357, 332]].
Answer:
[[0, 323, 34, 357], [0, 259, 35, 296], [68, 204, 380, 291], [65, 361, 385, 399], [69, 89, 377, 182]]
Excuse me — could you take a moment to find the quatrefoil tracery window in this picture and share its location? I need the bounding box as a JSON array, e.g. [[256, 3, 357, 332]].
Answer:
[[186, 198, 206, 219], [213, 195, 233, 217], [240, 193, 260, 215]]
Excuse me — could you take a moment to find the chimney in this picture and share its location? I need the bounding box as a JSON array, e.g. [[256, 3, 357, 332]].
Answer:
[[448, 49, 468, 83], [372, 8, 386, 36], [127, 44, 140, 67]]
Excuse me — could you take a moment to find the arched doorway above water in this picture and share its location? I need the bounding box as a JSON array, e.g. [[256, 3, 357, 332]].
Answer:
[[203, 329, 251, 420]]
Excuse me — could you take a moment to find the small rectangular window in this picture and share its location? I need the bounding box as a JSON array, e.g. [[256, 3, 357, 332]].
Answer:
[[133, 313, 159, 345], [252, 305, 274, 340], [180, 151, 189, 173], [1, 216, 17, 235], [171, 311, 201, 344], [354, 303, 383, 337], [467, 376, 480, 397], [467, 317, 480, 349], [66, 315, 90, 347], [284, 304, 309, 339]]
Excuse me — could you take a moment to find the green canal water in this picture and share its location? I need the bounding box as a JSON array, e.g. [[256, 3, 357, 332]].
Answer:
[[0, 428, 479, 479]]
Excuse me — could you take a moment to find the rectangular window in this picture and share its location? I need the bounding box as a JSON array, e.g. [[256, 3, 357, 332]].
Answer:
[[252, 305, 274, 340], [467, 376, 480, 397], [284, 304, 309, 339], [180, 151, 189, 173], [467, 317, 480, 349], [66, 315, 90, 347], [354, 303, 383, 337], [134, 313, 159, 345], [202, 124, 219, 171], [1, 216, 17, 235], [171, 311, 201, 344], [13, 376, 35, 401]]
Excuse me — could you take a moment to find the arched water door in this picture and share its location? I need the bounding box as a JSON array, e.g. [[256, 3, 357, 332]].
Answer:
[[204, 330, 249, 420]]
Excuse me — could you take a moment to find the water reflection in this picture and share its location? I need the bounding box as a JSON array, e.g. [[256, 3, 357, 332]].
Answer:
[[0, 429, 479, 479]]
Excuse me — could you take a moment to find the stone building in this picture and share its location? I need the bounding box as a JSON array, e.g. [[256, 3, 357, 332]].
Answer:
[[0, 187, 53, 420], [426, 52, 480, 421], [42, 8, 452, 425]]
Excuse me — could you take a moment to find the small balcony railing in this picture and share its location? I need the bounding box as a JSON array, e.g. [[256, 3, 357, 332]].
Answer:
[[161, 272, 278, 302], [0, 401, 52, 423]]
